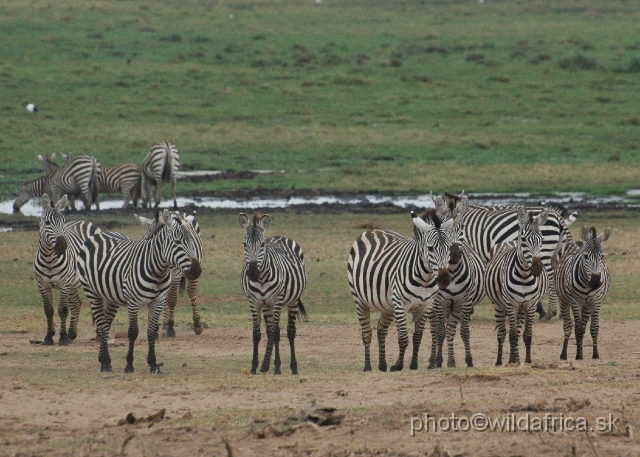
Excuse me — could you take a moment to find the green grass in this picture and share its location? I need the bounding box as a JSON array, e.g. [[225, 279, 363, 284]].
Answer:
[[1, 0, 640, 198]]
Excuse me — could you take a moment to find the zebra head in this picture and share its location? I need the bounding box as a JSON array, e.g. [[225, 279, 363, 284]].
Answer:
[[39, 193, 68, 255], [516, 206, 548, 276], [411, 210, 460, 289], [238, 212, 269, 282], [579, 226, 612, 290], [446, 219, 466, 265], [432, 190, 469, 223], [158, 210, 202, 280]]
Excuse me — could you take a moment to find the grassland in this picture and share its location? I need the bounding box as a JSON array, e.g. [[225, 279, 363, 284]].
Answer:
[[2, 0, 640, 198]]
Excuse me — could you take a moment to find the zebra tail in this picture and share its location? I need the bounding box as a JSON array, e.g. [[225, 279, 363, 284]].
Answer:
[[162, 142, 173, 183], [179, 276, 186, 297], [551, 234, 565, 270], [297, 299, 309, 322], [89, 161, 99, 205]]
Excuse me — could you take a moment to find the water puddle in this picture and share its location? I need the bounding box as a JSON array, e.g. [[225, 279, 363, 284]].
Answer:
[[3, 191, 638, 217]]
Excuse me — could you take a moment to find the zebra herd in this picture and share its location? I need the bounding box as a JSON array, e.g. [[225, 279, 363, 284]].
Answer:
[[32, 189, 612, 374], [13, 141, 181, 213]]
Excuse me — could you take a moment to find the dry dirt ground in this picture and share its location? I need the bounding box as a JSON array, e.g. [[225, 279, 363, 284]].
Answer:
[[1, 316, 639, 457]]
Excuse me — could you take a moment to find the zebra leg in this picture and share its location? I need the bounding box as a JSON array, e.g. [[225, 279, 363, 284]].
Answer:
[[409, 310, 429, 370], [376, 313, 393, 372], [262, 306, 282, 374], [38, 282, 56, 345], [188, 279, 203, 335], [427, 304, 445, 369], [259, 307, 275, 374], [146, 299, 164, 374], [390, 301, 410, 372], [535, 301, 546, 320], [494, 302, 506, 366], [590, 304, 600, 359], [58, 288, 70, 346], [250, 305, 262, 375], [90, 298, 112, 372], [507, 304, 520, 365], [559, 299, 572, 360], [446, 303, 460, 368], [154, 182, 163, 208], [125, 305, 139, 374], [171, 179, 177, 209], [287, 306, 300, 375], [578, 303, 592, 361], [162, 276, 179, 338], [523, 304, 536, 364], [357, 303, 372, 372], [571, 301, 584, 360], [143, 179, 151, 208], [461, 304, 473, 368], [67, 289, 82, 341]]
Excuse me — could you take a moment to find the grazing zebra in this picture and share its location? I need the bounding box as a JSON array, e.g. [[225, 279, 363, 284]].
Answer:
[[42, 153, 101, 211], [238, 213, 307, 375], [78, 210, 202, 373], [554, 226, 612, 361], [34, 194, 100, 345], [435, 218, 486, 368], [484, 207, 549, 366], [13, 175, 51, 212], [434, 191, 575, 321], [96, 163, 142, 208], [141, 141, 179, 209], [348, 210, 459, 372], [135, 212, 205, 336]]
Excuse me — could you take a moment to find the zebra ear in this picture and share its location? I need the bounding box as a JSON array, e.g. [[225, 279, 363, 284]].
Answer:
[[517, 206, 527, 225], [259, 214, 270, 230], [443, 213, 461, 232], [411, 211, 433, 233], [536, 208, 548, 226], [183, 215, 195, 225], [580, 226, 590, 241], [54, 195, 68, 212], [238, 213, 250, 229], [457, 194, 469, 214], [134, 214, 153, 226], [42, 193, 51, 209], [434, 196, 447, 213], [37, 154, 44, 162], [599, 227, 612, 243], [430, 191, 437, 205], [162, 209, 173, 226]]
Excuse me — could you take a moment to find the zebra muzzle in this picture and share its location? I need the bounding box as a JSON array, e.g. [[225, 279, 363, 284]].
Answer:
[[531, 257, 543, 276], [436, 268, 451, 289], [54, 235, 67, 255], [589, 273, 602, 290], [247, 261, 260, 282], [185, 258, 202, 280], [449, 243, 462, 264]]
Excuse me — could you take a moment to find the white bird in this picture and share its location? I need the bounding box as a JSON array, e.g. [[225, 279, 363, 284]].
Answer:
[[26, 102, 38, 113]]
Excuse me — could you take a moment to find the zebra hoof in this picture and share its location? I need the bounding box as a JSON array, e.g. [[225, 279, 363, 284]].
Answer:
[[363, 364, 372, 372], [124, 365, 134, 374], [149, 366, 162, 374], [427, 363, 436, 370], [166, 328, 176, 338], [193, 324, 203, 336], [291, 369, 298, 375], [575, 355, 583, 361], [495, 361, 502, 367], [389, 364, 403, 372], [100, 365, 112, 372], [447, 361, 456, 368], [58, 335, 69, 346], [68, 329, 77, 341], [409, 361, 418, 370], [466, 361, 474, 368], [378, 363, 387, 372], [43, 332, 55, 346], [592, 353, 599, 360]]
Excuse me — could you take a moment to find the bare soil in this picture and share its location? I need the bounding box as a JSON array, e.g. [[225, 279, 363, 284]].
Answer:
[[1, 317, 639, 456]]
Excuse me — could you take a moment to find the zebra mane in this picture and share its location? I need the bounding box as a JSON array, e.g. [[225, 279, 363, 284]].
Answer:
[[419, 209, 442, 229], [527, 210, 535, 222], [444, 192, 461, 211], [541, 201, 569, 217], [589, 226, 597, 238], [252, 212, 261, 225]]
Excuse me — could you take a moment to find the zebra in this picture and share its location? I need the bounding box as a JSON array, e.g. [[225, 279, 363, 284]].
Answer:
[[13, 175, 51, 212], [434, 191, 575, 321], [34, 194, 101, 345], [238, 213, 307, 375], [484, 206, 549, 366], [554, 226, 612, 361], [77, 210, 202, 373], [40, 153, 101, 211], [141, 141, 179, 209], [134, 212, 205, 337], [96, 163, 142, 208], [348, 209, 460, 372], [434, 218, 486, 368]]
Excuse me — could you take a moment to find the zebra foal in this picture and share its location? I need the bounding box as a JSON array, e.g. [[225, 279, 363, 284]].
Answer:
[[485, 206, 549, 366], [348, 210, 459, 372], [239, 213, 307, 375], [141, 141, 179, 209], [554, 226, 612, 361], [34, 194, 100, 345], [135, 212, 205, 336], [78, 210, 202, 373]]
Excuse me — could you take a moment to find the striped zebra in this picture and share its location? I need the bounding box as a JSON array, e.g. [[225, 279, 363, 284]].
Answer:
[[13, 175, 51, 212], [484, 207, 549, 366], [34, 194, 100, 345], [435, 191, 575, 321], [348, 210, 459, 372], [238, 213, 307, 375], [41, 153, 101, 211], [141, 141, 179, 209], [77, 210, 202, 373], [554, 226, 612, 361], [96, 163, 142, 208], [135, 212, 205, 336], [435, 218, 486, 368]]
